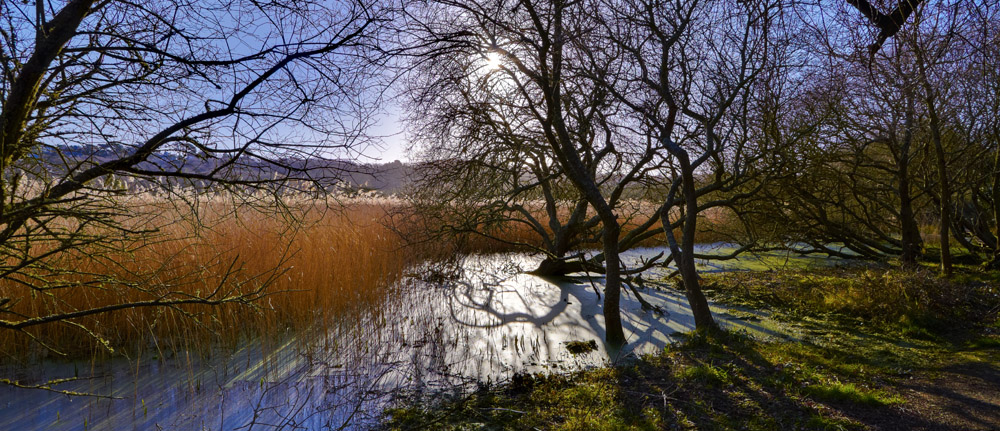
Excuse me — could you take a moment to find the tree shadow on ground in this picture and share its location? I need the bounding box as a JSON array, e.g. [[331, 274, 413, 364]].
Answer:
[[383, 330, 1000, 431], [893, 360, 1000, 431], [605, 331, 964, 431]]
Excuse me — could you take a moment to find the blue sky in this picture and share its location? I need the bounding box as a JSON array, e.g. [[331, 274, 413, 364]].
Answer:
[[368, 107, 410, 162]]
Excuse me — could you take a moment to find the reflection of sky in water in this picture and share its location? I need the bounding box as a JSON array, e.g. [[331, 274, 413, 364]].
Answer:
[[0, 246, 834, 430]]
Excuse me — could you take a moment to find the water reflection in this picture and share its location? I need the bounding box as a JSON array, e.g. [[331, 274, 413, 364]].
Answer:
[[0, 246, 832, 430]]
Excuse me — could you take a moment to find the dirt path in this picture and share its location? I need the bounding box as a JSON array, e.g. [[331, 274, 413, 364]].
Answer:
[[788, 357, 1000, 431], [891, 360, 1000, 431]]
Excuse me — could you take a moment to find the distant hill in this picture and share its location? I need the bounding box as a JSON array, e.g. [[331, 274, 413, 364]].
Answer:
[[337, 159, 413, 193], [30, 144, 416, 194]]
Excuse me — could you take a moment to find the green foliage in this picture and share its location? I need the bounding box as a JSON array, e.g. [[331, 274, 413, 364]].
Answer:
[[675, 363, 732, 387], [706, 266, 1000, 335], [802, 382, 903, 406]]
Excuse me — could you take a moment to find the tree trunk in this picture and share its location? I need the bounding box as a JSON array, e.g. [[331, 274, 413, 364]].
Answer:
[[537, 4, 626, 348], [916, 50, 952, 276], [926, 91, 952, 276], [991, 145, 1000, 267], [898, 177, 922, 266], [898, 94, 922, 267], [679, 157, 717, 331], [600, 222, 626, 347], [530, 256, 605, 276], [548, 150, 627, 347]]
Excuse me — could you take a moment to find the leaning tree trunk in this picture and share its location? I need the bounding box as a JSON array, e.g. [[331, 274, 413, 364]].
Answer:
[[530, 256, 605, 276], [532, 200, 597, 276]]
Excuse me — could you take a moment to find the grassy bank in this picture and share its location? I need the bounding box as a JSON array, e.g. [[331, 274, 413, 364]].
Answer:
[[704, 265, 1000, 338], [383, 266, 1000, 430]]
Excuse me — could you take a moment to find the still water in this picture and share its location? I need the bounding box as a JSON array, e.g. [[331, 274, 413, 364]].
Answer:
[[0, 245, 833, 430]]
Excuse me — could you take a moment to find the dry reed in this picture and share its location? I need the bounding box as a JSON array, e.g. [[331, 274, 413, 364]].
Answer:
[[456, 205, 739, 254], [0, 199, 420, 360]]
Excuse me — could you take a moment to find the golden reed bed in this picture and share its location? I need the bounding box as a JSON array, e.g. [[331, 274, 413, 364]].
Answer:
[[0, 199, 417, 360]]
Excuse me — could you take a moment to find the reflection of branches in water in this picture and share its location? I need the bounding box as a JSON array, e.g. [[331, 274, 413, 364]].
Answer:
[[382, 253, 788, 427], [622, 273, 665, 315], [445, 278, 569, 330], [0, 376, 120, 399], [236, 318, 417, 430], [419, 258, 613, 378], [266, 251, 795, 428]]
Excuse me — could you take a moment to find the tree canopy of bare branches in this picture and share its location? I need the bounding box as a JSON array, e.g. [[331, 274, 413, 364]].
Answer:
[[0, 0, 391, 357]]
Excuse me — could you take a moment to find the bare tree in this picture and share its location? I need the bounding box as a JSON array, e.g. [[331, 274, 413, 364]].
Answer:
[[594, 0, 783, 330], [847, 0, 925, 54], [0, 0, 389, 359], [401, 42, 601, 273], [744, 0, 1000, 275], [404, 0, 686, 346], [403, 0, 791, 341], [751, 48, 931, 263], [905, 3, 975, 276], [949, 5, 1000, 267]]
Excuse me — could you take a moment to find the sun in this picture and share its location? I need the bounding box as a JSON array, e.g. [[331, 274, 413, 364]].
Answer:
[[485, 51, 502, 71]]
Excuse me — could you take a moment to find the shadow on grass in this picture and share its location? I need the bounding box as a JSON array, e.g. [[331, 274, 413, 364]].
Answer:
[[614, 331, 933, 431], [383, 330, 984, 430]]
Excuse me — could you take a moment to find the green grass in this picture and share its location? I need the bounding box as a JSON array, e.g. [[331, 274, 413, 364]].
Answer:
[[385, 369, 664, 431], [704, 266, 1000, 337], [674, 363, 732, 387], [382, 325, 995, 430], [693, 246, 837, 272], [968, 335, 1000, 349], [802, 382, 904, 407]]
